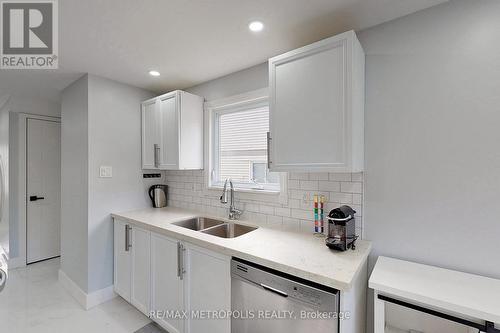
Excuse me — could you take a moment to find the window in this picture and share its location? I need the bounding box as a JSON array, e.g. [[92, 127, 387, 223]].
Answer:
[[251, 162, 279, 184], [209, 94, 280, 192]]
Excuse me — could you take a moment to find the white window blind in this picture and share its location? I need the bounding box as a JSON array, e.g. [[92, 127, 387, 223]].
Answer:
[[212, 103, 280, 192]]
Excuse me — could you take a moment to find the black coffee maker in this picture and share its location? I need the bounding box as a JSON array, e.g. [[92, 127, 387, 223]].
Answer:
[[325, 205, 358, 251]]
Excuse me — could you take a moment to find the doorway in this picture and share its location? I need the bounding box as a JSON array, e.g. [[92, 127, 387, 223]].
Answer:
[[26, 118, 61, 264]]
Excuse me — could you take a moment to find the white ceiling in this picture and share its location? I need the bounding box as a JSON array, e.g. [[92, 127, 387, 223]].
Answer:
[[0, 0, 448, 102]]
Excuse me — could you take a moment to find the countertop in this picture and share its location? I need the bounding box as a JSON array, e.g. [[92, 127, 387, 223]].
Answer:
[[112, 206, 371, 291], [369, 256, 500, 324]]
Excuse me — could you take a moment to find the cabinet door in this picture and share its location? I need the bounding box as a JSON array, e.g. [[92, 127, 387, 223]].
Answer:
[[159, 94, 179, 169], [114, 219, 131, 302], [185, 244, 230, 333], [269, 36, 349, 172], [142, 99, 161, 169], [131, 226, 151, 315], [151, 233, 184, 333]]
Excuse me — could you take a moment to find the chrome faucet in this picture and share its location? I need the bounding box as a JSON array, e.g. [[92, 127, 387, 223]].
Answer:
[[220, 179, 243, 220]]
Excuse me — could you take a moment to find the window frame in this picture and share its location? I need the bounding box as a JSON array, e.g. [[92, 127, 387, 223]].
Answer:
[[204, 89, 288, 200], [250, 161, 279, 189]]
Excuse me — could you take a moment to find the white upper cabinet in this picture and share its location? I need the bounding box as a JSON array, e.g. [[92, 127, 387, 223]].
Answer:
[[141, 90, 204, 170], [268, 30, 365, 172], [141, 99, 161, 169]]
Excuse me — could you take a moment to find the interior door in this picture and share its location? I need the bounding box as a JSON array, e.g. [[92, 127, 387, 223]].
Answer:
[[27, 118, 61, 264], [0, 155, 5, 224]]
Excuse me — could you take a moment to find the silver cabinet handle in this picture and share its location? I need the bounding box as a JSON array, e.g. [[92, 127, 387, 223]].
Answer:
[[0, 269, 6, 292], [154, 144, 160, 168], [266, 132, 272, 169], [177, 242, 185, 280], [177, 242, 181, 279], [125, 225, 132, 252]]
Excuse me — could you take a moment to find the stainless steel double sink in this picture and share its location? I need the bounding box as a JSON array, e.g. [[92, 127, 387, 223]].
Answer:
[[172, 217, 257, 238]]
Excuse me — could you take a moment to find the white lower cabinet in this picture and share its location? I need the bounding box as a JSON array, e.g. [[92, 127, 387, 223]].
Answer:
[[113, 219, 131, 302], [113, 220, 151, 315], [151, 233, 184, 333], [130, 225, 151, 315], [114, 218, 230, 333], [184, 243, 231, 333]]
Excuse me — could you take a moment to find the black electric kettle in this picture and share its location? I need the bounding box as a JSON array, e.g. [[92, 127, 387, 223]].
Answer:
[[148, 185, 168, 208]]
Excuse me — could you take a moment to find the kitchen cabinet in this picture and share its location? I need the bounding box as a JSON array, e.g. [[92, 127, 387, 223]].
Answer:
[[141, 90, 204, 170], [113, 219, 131, 302], [184, 243, 231, 333], [141, 99, 161, 169], [114, 218, 230, 333], [268, 30, 365, 172], [151, 233, 184, 333], [113, 220, 150, 315], [130, 225, 151, 315]]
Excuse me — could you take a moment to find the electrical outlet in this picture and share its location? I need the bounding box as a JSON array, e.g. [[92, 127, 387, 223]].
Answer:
[[99, 166, 112, 178]]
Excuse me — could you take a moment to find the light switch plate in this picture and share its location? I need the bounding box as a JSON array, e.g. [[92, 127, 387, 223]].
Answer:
[[99, 166, 112, 178]]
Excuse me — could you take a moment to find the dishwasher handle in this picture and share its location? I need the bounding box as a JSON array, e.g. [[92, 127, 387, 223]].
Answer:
[[260, 283, 288, 298]]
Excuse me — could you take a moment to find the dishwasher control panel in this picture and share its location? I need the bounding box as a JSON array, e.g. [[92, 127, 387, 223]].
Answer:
[[232, 258, 338, 308]]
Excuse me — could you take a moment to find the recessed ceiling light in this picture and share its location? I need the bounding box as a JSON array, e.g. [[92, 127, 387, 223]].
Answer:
[[149, 70, 160, 77], [248, 21, 264, 32]]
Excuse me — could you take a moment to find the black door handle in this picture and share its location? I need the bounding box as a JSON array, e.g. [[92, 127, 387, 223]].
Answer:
[[29, 196, 45, 201]]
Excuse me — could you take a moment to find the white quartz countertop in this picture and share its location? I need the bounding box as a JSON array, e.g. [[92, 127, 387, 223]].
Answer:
[[369, 256, 500, 324], [112, 207, 371, 291]]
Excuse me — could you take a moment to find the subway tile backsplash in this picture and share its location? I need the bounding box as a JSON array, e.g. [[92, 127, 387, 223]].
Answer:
[[165, 171, 364, 238]]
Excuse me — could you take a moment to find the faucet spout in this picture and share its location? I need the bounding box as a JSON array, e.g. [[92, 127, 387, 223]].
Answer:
[[220, 179, 228, 204], [220, 178, 243, 220]]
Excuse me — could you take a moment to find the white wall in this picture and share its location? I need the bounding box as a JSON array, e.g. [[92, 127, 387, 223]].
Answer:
[[87, 75, 155, 292], [61, 75, 89, 291], [61, 74, 156, 294], [187, 63, 268, 101], [359, 0, 500, 282], [358, 0, 500, 331]]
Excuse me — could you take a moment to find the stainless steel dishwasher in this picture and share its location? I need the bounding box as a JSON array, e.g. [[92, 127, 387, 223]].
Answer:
[[231, 258, 340, 333]]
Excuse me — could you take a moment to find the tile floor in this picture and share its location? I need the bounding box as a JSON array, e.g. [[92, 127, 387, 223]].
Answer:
[[0, 258, 151, 333], [134, 322, 167, 333]]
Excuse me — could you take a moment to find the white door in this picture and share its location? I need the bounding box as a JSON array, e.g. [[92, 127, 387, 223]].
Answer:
[[151, 233, 184, 333], [185, 244, 231, 333], [141, 99, 161, 169], [114, 219, 131, 302], [26, 118, 61, 264], [131, 225, 151, 315], [159, 93, 179, 169]]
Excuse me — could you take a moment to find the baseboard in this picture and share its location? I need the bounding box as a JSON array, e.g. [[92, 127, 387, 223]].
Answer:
[[86, 283, 117, 309], [7, 256, 26, 269], [58, 269, 117, 310]]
